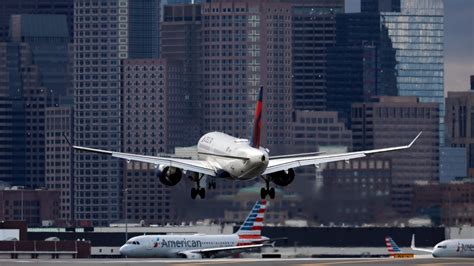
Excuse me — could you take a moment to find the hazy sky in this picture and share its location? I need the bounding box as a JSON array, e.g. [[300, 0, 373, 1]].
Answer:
[[345, 0, 474, 93]]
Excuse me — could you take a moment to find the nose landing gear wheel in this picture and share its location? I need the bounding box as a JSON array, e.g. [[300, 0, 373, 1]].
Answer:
[[191, 174, 206, 199], [260, 176, 276, 199]]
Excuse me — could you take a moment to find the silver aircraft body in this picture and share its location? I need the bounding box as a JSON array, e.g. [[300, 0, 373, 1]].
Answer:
[[119, 201, 269, 259], [411, 234, 474, 258], [70, 86, 422, 199]]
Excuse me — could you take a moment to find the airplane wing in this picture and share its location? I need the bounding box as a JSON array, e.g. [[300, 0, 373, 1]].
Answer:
[[71, 145, 216, 176], [410, 234, 434, 253], [177, 243, 265, 258], [263, 132, 422, 175]]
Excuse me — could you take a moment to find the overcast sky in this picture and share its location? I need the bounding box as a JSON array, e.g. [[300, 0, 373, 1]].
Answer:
[[345, 0, 474, 93]]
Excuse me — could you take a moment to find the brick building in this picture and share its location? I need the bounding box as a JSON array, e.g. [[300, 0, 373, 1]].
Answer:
[[0, 187, 60, 226]]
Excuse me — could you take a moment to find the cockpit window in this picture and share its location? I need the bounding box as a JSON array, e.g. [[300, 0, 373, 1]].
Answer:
[[126, 241, 140, 245], [436, 245, 447, 249]]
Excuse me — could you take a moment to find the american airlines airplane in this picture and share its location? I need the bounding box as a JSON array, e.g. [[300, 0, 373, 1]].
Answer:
[[119, 200, 270, 258], [70, 86, 422, 199], [384, 236, 414, 258], [385, 236, 403, 255], [411, 234, 474, 258]]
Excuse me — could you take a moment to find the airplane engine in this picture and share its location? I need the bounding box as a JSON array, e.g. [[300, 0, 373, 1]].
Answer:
[[157, 165, 182, 186], [179, 251, 203, 259], [269, 168, 295, 187]]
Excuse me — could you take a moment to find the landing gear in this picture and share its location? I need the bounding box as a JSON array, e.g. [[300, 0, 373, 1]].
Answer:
[[260, 178, 275, 199], [191, 187, 205, 199], [207, 178, 216, 190], [191, 174, 206, 199]]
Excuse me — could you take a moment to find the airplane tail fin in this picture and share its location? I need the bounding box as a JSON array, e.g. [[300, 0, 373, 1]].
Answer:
[[250, 86, 263, 148], [385, 236, 402, 254], [235, 200, 267, 244]]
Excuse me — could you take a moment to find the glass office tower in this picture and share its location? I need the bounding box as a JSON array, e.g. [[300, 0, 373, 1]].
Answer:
[[381, 0, 444, 144]]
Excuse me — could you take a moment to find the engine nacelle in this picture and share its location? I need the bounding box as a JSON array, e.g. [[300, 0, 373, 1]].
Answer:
[[269, 168, 295, 187], [157, 165, 182, 186], [179, 251, 203, 259]]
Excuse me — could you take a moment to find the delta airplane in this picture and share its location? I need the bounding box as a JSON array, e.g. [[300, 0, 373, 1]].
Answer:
[[119, 200, 270, 258], [70, 86, 422, 199], [411, 234, 474, 258]]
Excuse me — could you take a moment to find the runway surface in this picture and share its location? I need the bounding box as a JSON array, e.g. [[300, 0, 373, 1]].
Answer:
[[1, 257, 474, 266]]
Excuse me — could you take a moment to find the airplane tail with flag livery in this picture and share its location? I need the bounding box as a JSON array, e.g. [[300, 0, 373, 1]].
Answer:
[[385, 236, 402, 254], [235, 200, 267, 245]]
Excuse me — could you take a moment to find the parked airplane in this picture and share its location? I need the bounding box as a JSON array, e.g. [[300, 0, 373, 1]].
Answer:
[[385, 236, 402, 255], [119, 200, 270, 258], [384, 236, 414, 258], [69, 86, 422, 199], [411, 234, 474, 258]]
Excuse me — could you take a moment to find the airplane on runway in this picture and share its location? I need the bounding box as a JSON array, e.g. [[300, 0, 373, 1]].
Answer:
[[384, 236, 414, 258], [69, 86, 422, 199], [411, 234, 474, 258], [385, 236, 402, 255], [119, 200, 271, 258]]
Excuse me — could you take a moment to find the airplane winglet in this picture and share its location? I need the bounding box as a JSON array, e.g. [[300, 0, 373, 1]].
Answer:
[[411, 234, 415, 249], [408, 131, 422, 148]]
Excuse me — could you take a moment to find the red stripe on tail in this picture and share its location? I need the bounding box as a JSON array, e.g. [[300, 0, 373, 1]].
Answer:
[[251, 86, 263, 148]]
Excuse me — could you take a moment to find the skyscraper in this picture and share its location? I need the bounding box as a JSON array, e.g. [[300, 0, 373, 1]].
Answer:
[[380, 0, 445, 144], [161, 3, 202, 145], [122, 59, 182, 224], [351, 96, 439, 185], [0, 0, 74, 41], [74, 0, 160, 225], [291, 0, 344, 111], [445, 91, 474, 174], [201, 0, 296, 154], [326, 12, 397, 125], [0, 15, 72, 188], [327, 0, 444, 141]]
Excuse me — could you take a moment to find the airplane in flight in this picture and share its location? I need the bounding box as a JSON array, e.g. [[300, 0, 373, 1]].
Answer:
[[70, 86, 422, 199], [411, 234, 474, 258], [119, 200, 271, 258]]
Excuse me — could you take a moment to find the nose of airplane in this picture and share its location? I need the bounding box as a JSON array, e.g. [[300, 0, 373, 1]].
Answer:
[[119, 245, 127, 256]]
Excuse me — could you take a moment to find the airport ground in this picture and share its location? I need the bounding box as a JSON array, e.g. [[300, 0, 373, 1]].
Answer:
[[0, 257, 473, 266]]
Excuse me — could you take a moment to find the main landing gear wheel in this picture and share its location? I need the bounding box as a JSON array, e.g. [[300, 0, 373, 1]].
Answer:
[[191, 174, 206, 199]]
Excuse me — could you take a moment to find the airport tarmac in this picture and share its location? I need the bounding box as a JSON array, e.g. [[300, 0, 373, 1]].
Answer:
[[1, 257, 474, 266]]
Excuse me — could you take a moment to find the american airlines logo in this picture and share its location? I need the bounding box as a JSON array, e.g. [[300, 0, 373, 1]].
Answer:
[[457, 243, 474, 252], [153, 237, 203, 248]]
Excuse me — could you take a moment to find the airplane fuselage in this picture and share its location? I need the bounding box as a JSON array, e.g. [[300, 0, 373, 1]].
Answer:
[[432, 239, 474, 258], [197, 132, 269, 180], [120, 234, 247, 258]]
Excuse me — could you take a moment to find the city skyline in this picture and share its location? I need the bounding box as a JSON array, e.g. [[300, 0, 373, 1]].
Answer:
[[0, 0, 472, 228], [346, 0, 474, 93]]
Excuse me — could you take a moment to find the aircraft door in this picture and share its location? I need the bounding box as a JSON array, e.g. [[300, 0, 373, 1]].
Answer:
[[147, 238, 156, 250]]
